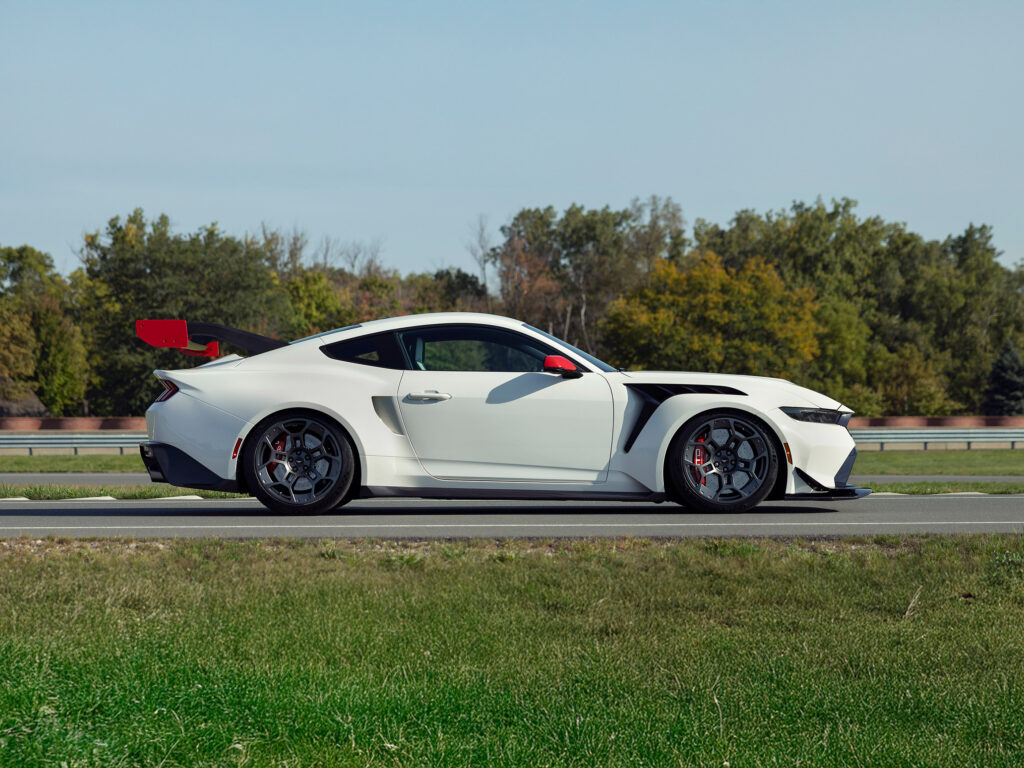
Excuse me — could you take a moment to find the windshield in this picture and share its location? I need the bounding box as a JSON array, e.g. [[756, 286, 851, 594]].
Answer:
[[523, 324, 617, 372]]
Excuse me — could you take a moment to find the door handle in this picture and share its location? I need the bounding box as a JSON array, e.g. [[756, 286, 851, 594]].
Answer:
[[406, 391, 452, 402]]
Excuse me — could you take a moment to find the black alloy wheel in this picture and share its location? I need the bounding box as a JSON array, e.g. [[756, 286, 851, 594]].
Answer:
[[666, 411, 778, 513], [243, 412, 356, 514]]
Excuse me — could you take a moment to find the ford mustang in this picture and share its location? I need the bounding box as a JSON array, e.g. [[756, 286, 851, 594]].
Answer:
[[136, 313, 869, 514]]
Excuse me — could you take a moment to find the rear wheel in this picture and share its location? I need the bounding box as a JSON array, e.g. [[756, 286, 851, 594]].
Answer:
[[243, 412, 355, 514], [666, 411, 778, 513]]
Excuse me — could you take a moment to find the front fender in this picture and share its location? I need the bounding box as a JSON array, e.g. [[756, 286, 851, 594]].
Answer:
[[612, 396, 790, 493]]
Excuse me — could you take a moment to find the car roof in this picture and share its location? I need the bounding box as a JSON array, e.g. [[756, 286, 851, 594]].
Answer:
[[296, 312, 528, 345]]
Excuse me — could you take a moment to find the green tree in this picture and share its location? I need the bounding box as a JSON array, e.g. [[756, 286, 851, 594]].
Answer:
[[285, 270, 353, 337], [600, 254, 820, 378], [78, 210, 295, 415], [32, 295, 88, 415], [981, 341, 1024, 416], [490, 197, 687, 353], [0, 245, 88, 414], [0, 296, 37, 401]]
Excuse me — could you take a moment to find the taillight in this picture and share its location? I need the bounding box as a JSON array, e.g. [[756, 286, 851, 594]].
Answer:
[[155, 380, 179, 402]]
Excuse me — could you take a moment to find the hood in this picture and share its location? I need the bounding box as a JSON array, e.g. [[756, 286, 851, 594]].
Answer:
[[619, 370, 847, 411]]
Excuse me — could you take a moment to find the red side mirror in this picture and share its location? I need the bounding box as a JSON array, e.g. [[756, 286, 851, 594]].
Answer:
[[543, 355, 582, 378]]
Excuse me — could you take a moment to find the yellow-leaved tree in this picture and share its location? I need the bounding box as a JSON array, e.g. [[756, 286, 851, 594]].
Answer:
[[600, 253, 820, 379]]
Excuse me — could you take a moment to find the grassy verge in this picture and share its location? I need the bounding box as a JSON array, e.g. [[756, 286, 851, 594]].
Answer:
[[853, 449, 1024, 475], [0, 454, 143, 473], [871, 481, 1024, 494], [0, 483, 242, 500], [1, 536, 1022, 766]]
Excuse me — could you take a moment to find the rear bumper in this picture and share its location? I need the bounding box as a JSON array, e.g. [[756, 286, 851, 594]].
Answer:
[[140, 442, 239, 492]]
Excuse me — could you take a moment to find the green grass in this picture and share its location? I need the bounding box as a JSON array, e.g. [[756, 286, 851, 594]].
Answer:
[[0, 454, 144, 472], [1, 537, 1023, 766], [0, 483, 242, 500], [854, 449, 1024, 475], [871, 481, 1024, 494]]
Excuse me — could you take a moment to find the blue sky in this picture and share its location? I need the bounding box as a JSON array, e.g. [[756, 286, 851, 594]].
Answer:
[[2, 0, 1021, 276]]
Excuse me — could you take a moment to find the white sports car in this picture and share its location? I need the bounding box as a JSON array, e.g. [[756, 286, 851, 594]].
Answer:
[[137, 312, 869, 514]]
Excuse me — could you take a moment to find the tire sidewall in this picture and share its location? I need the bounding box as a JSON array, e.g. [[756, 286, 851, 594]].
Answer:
[[666, 410, 779, 513], [243, 411, 356, 515]]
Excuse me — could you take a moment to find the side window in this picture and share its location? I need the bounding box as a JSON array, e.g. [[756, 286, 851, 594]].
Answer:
[[321, 332, 405, 369], [398, 326, 557, 372]]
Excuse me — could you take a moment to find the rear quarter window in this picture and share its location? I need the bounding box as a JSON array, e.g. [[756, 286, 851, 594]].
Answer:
[[321, 332, 405, 369]]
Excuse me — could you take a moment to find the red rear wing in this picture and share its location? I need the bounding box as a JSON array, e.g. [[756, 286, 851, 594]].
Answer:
[[136, 320, 220, 357], [135, 320, 287, 357]]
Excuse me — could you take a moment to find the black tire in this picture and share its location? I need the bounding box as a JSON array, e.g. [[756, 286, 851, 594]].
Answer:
[[242, 411, 356, 515], [666, 410, 779, 513]]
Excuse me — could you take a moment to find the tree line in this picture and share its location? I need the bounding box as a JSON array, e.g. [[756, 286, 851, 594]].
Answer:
[[1, 198, 1022, 417]]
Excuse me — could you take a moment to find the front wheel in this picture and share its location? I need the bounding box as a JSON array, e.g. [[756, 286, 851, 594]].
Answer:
[[666, 411, 778, 513], [242, 412, 356, 514]]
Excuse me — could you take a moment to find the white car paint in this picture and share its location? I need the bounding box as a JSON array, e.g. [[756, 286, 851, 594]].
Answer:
[[144, 312, 863, 506]]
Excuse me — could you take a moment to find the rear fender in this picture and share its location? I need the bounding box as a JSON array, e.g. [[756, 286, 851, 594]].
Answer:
[[234, 403, 369, 486]]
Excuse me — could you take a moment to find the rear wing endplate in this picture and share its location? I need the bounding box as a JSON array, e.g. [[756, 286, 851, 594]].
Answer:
[[136, 319, 288, 357]]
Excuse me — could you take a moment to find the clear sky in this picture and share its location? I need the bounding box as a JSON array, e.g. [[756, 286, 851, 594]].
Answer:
[[2, 0, 1021, 276]]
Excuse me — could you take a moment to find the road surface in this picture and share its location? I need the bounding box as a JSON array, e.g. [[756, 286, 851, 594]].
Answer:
[[1, 495, 1023, 538]]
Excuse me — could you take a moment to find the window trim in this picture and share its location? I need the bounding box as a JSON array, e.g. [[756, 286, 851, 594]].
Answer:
[[393, 323, 595, 374]]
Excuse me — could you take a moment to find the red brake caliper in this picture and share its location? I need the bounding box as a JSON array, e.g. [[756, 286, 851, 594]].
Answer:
[[267, 436, 287, 476], [694, 436, 707, 485]]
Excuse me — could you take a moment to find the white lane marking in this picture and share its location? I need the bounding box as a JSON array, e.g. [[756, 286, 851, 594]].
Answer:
[[0, 521, 1023, 532], [0, 497, 30, 501]]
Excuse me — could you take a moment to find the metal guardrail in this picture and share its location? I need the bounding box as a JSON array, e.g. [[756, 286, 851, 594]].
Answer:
[[850, 428, 1024, 451], [0, 432, 147, 455]]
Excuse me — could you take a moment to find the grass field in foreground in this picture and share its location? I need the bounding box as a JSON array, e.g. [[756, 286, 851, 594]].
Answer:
[[1, 537, 1023, 767], [2, 448, 1022, 476]]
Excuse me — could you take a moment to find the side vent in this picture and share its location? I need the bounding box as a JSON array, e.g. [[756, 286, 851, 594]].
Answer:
[[622, 382, 747, 452], [372, 396, 405, 435]]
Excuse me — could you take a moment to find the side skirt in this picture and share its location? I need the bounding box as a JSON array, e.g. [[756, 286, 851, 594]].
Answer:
[[362, 486, 667, 503]]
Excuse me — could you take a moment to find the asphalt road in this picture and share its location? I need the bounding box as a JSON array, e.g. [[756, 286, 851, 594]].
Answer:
[[1, 495, 1023, 538], [4, 473, 1024, 486]]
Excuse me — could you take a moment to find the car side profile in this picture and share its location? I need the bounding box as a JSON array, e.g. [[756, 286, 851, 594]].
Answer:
[[137, 312, 869, 514]]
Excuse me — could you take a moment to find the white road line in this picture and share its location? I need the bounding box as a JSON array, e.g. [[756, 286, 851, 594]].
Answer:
[[0, 521, 1023, 532]]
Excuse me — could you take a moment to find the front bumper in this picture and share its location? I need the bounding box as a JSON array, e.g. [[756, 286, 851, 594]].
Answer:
[[140, 442, 239, 492], [785, 446, 871, 501]]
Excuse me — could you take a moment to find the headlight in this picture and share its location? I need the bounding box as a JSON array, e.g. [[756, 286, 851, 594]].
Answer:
[[780, 407, 852, 426]]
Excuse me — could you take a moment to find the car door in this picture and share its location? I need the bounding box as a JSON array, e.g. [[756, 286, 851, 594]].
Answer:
[[395, 324, 614, 482]]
